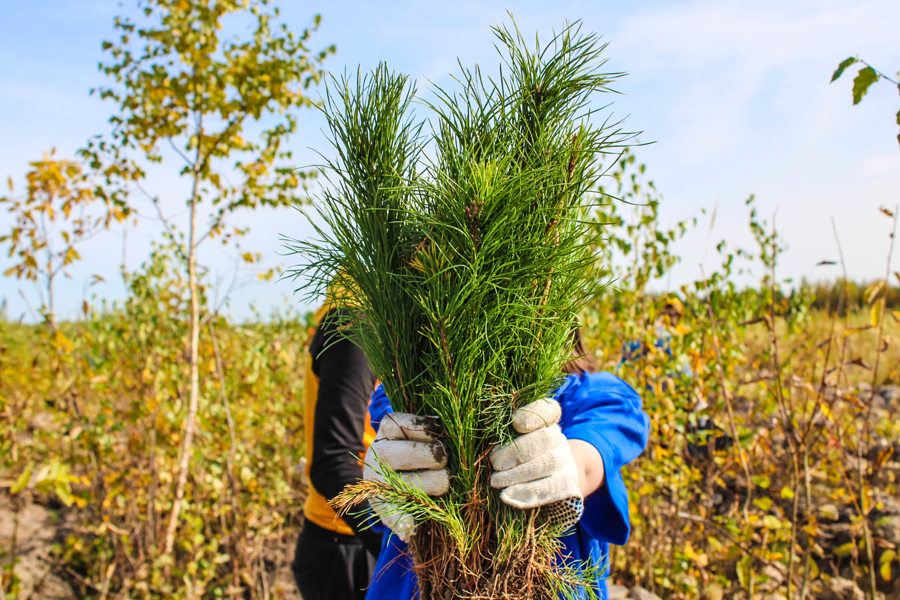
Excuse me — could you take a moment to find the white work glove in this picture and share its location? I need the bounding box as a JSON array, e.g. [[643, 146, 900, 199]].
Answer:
[[362, 412, 450, 542], [489, 398, 584, 530]]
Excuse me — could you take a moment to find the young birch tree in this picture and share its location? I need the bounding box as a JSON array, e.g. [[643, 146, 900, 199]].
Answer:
[[0, 150, 130, 327], [86, 0, 334, 558]]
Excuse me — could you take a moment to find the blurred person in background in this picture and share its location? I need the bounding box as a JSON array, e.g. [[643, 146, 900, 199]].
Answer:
[[292, 303, 381, 600]]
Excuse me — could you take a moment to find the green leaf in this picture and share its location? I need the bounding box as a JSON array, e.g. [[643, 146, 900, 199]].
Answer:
[[852, 66, 880, 105], [11, 466, 31, 494], [762, 515, 783, 530], [754, 497, 773, 511], [736, 554, 752, 590], [751, 473, 771, 489], [896, 109, 900, 149], [153, 553, 174, 569], [831, 56, 858, 82]]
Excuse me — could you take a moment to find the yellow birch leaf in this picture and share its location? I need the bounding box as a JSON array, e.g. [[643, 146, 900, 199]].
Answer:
[[54, 480, 74, 507], [807, 556, 820, 580], [754, 497, 773, 511], [819, 504, 840, 520], [874, 446, 894, 469], [155, 410, 168, 431], [834, 542, 856, 557], [865, 280, 886, 305], [880, 549, 896, 582], [53, 329, 74, 352], [871, 303, 881, 328]]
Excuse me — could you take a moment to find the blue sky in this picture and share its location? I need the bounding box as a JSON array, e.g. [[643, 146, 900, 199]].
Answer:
[[2, 0, 900, 321]]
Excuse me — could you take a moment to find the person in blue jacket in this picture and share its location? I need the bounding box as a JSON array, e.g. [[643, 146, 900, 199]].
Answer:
[[361, 332, 651, 600]]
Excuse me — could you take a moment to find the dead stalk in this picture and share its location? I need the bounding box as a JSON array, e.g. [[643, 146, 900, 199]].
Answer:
[[208, 321, 245, 598], [703, 285, 753, 518], [859, 204, 897, 600], [98, 562, 116, 600], [5, 498, 19, 597], [828, 209, 900, 600], [799, 447, 812, 600], [763, 221, 801, 597], [147, 406, 159, 553]]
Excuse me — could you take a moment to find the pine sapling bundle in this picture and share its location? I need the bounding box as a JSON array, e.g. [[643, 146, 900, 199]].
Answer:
[[289, 20, 630, 600]]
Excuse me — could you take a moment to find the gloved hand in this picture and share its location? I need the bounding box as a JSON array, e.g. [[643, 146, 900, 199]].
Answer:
[[489, 398, 584, 530], [362, 412, 450, 542]]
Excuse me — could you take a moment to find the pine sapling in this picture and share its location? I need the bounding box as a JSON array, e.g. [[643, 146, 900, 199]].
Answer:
[[289, 20, 631, 599]]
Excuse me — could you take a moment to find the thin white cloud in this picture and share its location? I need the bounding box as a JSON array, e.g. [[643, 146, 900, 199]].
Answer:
[[858, 154, 900, 178], [609, 0, 900, 162], [613, 1, 887, 68]]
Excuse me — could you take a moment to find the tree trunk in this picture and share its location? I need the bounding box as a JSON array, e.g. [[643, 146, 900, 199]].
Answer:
[[163, 151, 203, 558], [46, 272, 55, 329]]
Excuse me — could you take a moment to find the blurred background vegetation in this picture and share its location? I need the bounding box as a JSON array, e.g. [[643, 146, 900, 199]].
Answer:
[[2, 1, 899, 599]]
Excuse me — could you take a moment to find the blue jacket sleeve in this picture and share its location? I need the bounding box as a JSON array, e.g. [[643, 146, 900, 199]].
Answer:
[[556, 372, 650, 545], [370, 383, 394, 431], [367, 384, 394, 539]]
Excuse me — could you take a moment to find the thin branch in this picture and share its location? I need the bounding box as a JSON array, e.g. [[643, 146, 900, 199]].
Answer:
[[134, 181, 189, 264], [17, 289, 40, 323], [167, 138, 195, 169], [98, 562, 116, 600], [195, 210, 225, 248], [859, 59, 900, 86], [209, 254, 246, 317]]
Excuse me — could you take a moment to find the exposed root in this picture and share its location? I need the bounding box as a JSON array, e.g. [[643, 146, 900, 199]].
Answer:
[[410, 506, 560, 600], [331, 469, 586, 599]]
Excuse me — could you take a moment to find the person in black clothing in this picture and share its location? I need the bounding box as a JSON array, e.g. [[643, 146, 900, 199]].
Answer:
[[292, 307, 381, 600]]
